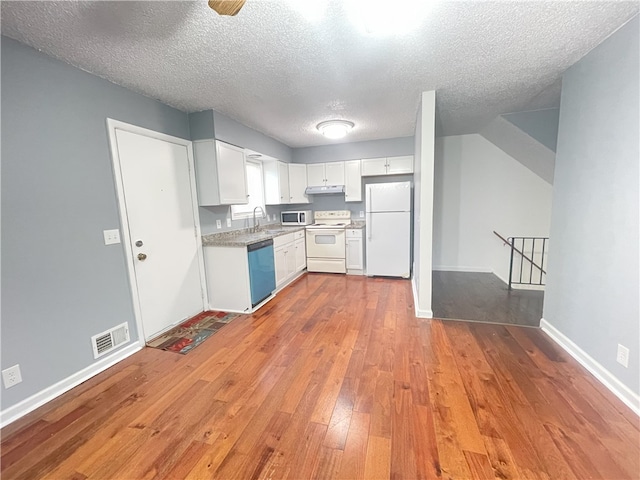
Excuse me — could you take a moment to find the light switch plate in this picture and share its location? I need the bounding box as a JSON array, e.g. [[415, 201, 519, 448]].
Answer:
[[216, 219, 222, 229], [103, 229, 121, 245], [226, 218, 231, 227], [359, 211, 364, 218]]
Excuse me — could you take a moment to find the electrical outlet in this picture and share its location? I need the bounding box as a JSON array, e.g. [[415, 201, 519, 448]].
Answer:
[[226, 218, 231, 227], [216, 219, 222, 229], [267, 214, 271, 221], [616, 344, 629, 368], [2, 364, 22, 389], [359, 211, 364, 218], [103, 229, 121, 245]]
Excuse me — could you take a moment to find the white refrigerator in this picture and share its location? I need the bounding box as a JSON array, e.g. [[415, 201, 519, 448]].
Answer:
[[365, 181, 411, 278]]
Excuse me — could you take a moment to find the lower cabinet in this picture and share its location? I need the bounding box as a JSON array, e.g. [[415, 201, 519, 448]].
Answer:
[[203, 245, 255, 313], [274, 230, 306, 289], [346, 228, 365, 275]]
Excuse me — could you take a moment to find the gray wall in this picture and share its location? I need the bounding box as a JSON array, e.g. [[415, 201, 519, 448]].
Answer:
[[292, 136, 414, 164], [213, 111, 293, 162], [1, 37, 190, 410], [544, 16, 639, 393], [502, 108, 560, 152]]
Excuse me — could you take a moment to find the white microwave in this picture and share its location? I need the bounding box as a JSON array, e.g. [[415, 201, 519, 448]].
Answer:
[[281, 210, 313, 225]]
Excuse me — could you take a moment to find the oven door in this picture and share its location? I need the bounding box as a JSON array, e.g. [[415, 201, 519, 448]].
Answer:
[[305, 228, 346, 259]]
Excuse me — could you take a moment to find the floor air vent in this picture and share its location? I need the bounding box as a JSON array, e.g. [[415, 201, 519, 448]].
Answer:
[[91, 323, 130, 359]]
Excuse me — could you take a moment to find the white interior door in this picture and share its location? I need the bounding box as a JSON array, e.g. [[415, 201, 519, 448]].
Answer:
[[114, 127, 204, 340]]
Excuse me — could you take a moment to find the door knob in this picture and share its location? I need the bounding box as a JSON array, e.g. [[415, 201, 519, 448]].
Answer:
[[137, 253, 148, 261]]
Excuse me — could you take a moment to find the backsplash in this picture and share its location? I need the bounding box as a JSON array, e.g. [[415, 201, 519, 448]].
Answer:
[[199, 205, 283, 235]]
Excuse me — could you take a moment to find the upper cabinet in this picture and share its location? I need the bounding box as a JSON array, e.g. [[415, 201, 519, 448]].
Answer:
[[344, 160, 362, 203], [194, 140, 248, 206], [264, 161, 310, 205], [361, 155, 414, 176], [264, 160, 290, 205], [288, 163, 310, 204], [307, 161, 345, 187]]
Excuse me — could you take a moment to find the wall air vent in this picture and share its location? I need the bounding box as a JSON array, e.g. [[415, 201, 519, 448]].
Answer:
[[91, 323, 130, 359]]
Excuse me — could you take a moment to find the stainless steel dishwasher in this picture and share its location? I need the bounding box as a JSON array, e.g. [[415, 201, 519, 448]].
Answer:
[[247, 239, 276, 307]]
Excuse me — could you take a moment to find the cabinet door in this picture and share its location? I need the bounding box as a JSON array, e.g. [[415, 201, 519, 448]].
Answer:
[[294, 237, 306, 271], [277, 161, 290, 204], [285, 246, 297, 279], [361, 157, 388, 176], [274, 246, 288, 287], [263, 159, 280, 205], [344, 160, 362, 202], [216, 141, 248, 204], [346, 237, 363, 270], [288, 163, 309, 204], [387, 155, 414, 174], [325, 161, 345, 185], [307, 163, 326, 187]]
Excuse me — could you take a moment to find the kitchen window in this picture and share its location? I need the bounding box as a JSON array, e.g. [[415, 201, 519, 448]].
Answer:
[[231, 159, 266, 220]]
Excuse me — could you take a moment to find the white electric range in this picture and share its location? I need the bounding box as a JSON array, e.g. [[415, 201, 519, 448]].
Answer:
[[305, 210, 352, 273]]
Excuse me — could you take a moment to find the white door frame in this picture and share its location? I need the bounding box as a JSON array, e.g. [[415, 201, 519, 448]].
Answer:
[[106, 118, 209, 341]]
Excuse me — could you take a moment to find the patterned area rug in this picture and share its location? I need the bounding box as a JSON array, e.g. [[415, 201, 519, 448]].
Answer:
[[146, 311, 240, 354]]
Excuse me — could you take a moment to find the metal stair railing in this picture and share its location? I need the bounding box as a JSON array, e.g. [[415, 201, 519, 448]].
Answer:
[[493, 231, 548, 289]]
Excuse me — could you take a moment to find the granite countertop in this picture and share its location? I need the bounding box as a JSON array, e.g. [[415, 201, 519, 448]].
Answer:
[[348, 221, 366, 229], [202, 225, 306, 247]]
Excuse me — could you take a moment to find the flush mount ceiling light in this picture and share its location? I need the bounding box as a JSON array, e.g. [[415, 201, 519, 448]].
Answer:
[[316, 120, 355, 139]]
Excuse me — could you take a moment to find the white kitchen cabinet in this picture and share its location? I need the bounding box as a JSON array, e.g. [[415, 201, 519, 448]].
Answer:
[[294, 236, 306, 271], [274, 231, 306, 289], [325, 161, 345, 185], [264, 159, 290, 205], [307, 163, 326, 187], [307, 162, 345, 187], [361, 157, 388, 176], [288, 163, 310, 204], [194, 140, 248, 206], [346, 228, 364, 275], [274, 245, 289, 287], [344, 160, 362, 202], [203, 245, 253, 312], [361, 155, 414, 176], [387, 155, 414, 174]]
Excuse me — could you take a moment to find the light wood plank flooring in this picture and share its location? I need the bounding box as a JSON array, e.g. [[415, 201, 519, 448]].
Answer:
[[432, 271, 544, 326], [1, 274, 638, 479]]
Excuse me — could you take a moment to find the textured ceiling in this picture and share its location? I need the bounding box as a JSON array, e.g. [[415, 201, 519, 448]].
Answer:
[[1, 1, 638, 147]]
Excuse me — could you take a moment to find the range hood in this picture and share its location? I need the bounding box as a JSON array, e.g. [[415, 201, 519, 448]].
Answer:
[[305, 185, 345, 195]]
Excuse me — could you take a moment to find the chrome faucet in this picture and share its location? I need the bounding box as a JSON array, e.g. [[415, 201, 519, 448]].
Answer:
[[252, 206, 265, 233]]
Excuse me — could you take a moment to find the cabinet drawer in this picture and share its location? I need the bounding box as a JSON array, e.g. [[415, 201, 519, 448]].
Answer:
[[346, 228, 363, 238], [273, 232, 295, 248], [294, 230, 305, 240]]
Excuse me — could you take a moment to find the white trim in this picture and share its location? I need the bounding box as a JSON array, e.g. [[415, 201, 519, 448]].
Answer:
[[540, 318, 640, 417], [0, 342, 142, 428], [106, 119, 209, 342], [411, 275, 433, 319], [432, 266, 492, 273]]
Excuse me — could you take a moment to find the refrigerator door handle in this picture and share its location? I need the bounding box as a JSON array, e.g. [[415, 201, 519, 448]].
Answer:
[[367, 187, 372, 240]]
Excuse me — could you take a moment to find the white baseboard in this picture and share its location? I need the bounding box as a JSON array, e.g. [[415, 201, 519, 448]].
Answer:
[[411, 275, 433, 319], [432, 266, 492, 273], [540, 319, 639, 416], [0, 341, 142, 428]]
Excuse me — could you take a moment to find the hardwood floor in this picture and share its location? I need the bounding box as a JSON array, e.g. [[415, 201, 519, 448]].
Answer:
[[432, 271, 544, 327], [2, 274, 638, 479]]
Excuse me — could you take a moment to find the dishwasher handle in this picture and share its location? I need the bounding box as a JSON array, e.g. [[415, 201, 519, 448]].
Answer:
[[247, 238, 274, 252]]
